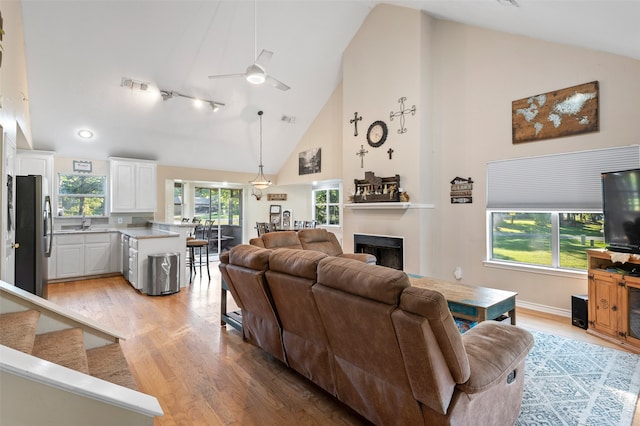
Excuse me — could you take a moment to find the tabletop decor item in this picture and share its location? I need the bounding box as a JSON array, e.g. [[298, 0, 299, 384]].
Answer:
[[353, 171, 401, 203]]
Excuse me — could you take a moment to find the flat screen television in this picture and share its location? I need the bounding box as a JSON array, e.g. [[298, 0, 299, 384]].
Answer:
[[602, 168, 640, 253]]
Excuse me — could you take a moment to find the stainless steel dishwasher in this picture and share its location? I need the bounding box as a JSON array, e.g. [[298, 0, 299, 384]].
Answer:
[[122, 234, 130, 280]]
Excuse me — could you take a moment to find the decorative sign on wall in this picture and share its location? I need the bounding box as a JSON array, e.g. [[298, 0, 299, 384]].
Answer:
[[299, 147, 321, 175], [267, 193, 287, 201], [73, 160, 92, 173], [450, 177, 473, 204], [512, 81, 599, 144]]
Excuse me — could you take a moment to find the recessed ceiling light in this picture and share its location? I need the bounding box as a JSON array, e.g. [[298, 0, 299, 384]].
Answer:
[[78, 129, 94, 139]]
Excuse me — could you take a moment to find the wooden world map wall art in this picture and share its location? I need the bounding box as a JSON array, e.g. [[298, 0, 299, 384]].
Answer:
[[512, 81, 599, 144]]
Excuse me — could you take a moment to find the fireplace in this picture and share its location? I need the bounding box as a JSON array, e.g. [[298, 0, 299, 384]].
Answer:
[[354, 234, 404, 270]]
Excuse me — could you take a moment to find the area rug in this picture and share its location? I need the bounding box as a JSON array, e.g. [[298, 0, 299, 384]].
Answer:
[[517, 329, 640, 426]]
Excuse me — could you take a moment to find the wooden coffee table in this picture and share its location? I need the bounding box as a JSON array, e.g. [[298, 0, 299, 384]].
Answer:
[[409, 275, 517, 325]]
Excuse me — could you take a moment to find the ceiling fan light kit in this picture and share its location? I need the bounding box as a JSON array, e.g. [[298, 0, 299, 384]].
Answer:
[[246, 64, 266, 85], [249, 110, 272, 189]]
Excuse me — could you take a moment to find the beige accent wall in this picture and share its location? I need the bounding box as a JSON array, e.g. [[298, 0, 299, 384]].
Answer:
[[431, 20, 640, 311], [335, 3, 640, 312], [342, 5, 437, 276], [276, 83, 344, 183]]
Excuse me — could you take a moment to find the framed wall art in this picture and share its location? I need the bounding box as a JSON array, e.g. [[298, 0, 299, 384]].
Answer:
[[512, 81, 599, 144], [299, 147, 321, 175]]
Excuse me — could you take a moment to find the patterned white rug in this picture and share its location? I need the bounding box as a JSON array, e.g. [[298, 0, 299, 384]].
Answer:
[[517, 329, 640, 426]]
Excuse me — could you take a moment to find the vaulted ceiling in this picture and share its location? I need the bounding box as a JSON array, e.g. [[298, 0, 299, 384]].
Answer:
[[20, 0, 640, 175]]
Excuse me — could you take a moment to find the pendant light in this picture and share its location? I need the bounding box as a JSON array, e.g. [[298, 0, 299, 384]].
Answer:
[[249, 110, 272, 189]]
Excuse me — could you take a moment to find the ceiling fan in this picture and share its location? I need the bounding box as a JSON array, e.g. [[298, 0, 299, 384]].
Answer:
[[208, 1, 290, 91], [208, 49, 290, 91]]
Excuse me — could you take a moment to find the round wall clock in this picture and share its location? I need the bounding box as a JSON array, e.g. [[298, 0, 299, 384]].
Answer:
[[366, 120, 388, 148]]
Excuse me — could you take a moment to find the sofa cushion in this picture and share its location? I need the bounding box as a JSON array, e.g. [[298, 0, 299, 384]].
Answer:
[[260, 231, 303, 250], [269, 248, 328, 280], [398, 287, 470, 383], [298, 229, 343, 257], [458, 321, 534, 394], [317, 256, 408, 305], [228, 244, 271, 270]]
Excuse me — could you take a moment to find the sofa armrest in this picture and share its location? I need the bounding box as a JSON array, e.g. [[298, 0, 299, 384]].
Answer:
[[457, 321, 534, 394], [338, 253, 377, 264]]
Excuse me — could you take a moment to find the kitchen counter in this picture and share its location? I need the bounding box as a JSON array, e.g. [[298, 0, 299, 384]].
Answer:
[[149, 220, 196, 228], [119, 228, 179, 239], [54, 228, 119, 235]]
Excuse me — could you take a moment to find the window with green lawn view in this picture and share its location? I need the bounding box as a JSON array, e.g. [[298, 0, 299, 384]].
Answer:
[[57, 174, 106, 217], [489, 212, 605, 270], [313, 188, 340, 226]]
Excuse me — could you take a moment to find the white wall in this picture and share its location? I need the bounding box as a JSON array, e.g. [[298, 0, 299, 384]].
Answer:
[[342, 5, 437, 275]]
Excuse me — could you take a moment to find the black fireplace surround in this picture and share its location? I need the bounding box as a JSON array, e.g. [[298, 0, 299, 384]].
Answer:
[[354, 234, 404, 270]]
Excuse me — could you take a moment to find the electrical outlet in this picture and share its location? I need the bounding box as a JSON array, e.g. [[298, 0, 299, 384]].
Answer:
[[117, 217, 123, 224], [454, 267, 463, 280]]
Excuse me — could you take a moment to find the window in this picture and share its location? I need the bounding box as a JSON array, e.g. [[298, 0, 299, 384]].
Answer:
[[194, 187, 242, 225], [57, 174, 107, 217], [490, 212, 605, 270], [173, 182, 183, 221], [313, 187, 340, 226], [486, 146, 639, 272]]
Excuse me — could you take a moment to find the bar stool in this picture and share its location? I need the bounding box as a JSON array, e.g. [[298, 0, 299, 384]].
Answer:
[[186, 236, 210, 282]]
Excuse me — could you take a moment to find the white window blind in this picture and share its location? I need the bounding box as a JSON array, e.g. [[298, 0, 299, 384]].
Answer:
[[487, 145, 640, 210]]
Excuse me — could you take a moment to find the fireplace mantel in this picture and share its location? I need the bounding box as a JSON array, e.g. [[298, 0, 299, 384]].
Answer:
[[344, 202, 434, 210]]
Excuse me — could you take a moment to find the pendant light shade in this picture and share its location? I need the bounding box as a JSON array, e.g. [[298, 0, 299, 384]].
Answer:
[[249, 111, 272, 189]]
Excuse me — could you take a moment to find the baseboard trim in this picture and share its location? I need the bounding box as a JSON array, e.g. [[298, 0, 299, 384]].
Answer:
[[517, 300, 571, 318]]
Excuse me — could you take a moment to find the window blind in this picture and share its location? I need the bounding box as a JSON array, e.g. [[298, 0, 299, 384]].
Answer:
[[486, 145, 640, 210]]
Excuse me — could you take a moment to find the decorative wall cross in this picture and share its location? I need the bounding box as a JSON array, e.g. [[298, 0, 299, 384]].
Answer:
[[390, 97, 416, 134], [387, 148, 394, 159], [349, 112, 363, 136], [356, 144, 368, 168]]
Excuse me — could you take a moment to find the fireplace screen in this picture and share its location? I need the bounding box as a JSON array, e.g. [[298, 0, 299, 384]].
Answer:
[[354, 234, 403, 270]]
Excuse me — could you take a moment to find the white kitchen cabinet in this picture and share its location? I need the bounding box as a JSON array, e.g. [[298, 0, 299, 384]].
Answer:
[[55, 234, 85, 280], [109, 158, 157, 213], [51, 232, 120, 280], [84, 233, 111, 276], [16, 150, 54, 195]]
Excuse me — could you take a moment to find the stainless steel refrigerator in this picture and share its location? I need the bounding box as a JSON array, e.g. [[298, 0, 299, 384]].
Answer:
[[15, 175, 52, 298]]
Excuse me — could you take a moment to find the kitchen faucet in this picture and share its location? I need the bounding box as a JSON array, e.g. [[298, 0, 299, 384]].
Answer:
[[81, 212, 90, 230]]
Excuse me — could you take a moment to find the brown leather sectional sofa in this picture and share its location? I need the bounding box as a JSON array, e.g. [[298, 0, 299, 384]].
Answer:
[[219, 244, 534, 426], [249, 228, 377, 264]]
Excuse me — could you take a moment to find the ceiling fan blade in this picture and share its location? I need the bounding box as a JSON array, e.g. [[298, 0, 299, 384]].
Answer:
[[208, 73, 246, 80], [255, 49, 273, 68], [266, 75, 291, 91]]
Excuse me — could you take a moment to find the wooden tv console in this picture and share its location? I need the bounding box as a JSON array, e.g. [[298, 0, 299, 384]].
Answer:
[[587, 249, 640, 353]]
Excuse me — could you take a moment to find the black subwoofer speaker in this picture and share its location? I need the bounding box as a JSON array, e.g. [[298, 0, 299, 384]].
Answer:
[[572, 294, 588, 330]]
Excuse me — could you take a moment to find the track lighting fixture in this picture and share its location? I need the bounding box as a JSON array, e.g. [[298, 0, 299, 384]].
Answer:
[[159, 89, 225, 111]]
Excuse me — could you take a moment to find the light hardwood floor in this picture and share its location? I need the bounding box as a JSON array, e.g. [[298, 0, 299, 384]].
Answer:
[[47, 264, 639, 426]]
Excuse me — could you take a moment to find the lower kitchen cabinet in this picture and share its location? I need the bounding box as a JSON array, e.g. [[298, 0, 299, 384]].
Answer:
[[51, 232, 120, 280]]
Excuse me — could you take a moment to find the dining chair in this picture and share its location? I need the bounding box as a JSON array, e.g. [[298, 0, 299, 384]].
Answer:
[[256, 222, 268, 237]]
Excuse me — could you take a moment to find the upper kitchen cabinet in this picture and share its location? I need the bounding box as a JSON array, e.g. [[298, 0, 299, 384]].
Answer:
[[16, 150, 54, 195], [109, 158, 157, 213]]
